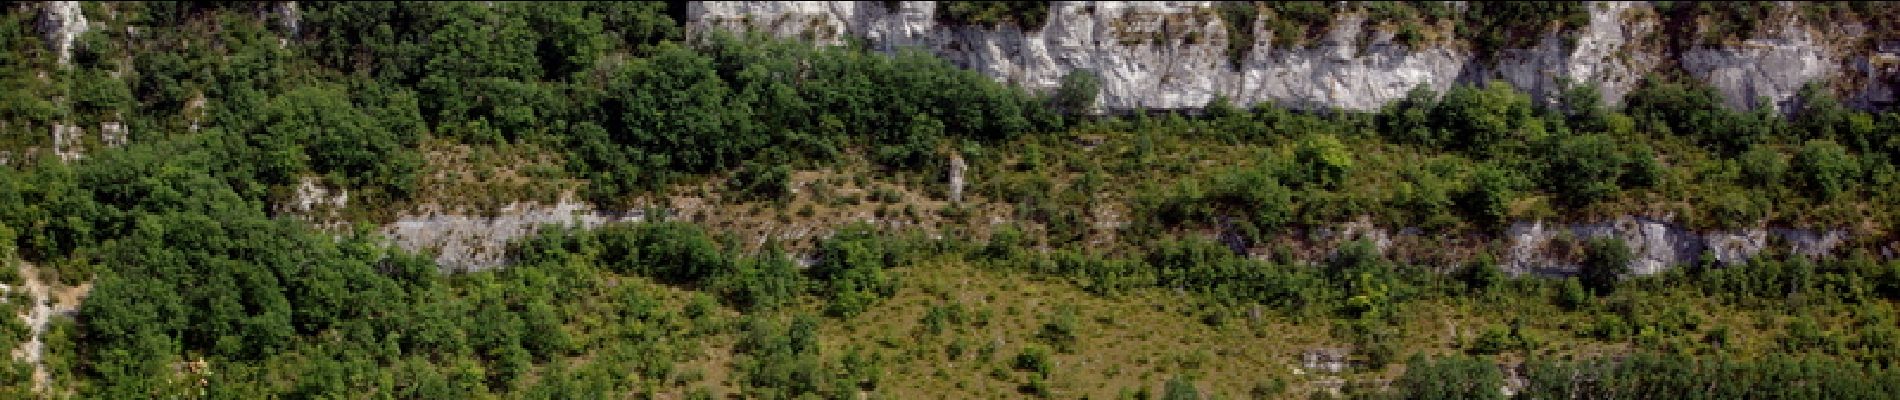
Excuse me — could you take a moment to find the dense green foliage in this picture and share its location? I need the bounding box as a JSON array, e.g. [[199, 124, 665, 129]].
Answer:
[[3, 2, 1900, 398]]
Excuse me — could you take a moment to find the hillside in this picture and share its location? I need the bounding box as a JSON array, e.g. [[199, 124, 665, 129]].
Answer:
[[0, 1, 1897, 399]]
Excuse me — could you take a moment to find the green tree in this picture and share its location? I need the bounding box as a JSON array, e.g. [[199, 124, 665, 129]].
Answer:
[[1793, 139, 1858, 201], [1543, 133, 1628, 207], [1580, 237, 1631, 295], [1739, 145, 1789, 187], [1162, 374, 1202, 400], [1432, 81, 1539, 153], [1381, 84, 1441, 146], [1395, 354, 1505, 400], [1053, 69, 1101, 115], [812, 224, 900, 317], [1460, 163, 1522, 229], [260, 84, 420, 195], [1294, 134, 1354, 189]]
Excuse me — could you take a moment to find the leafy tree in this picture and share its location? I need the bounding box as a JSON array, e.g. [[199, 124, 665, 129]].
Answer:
[[811, 224, 901, 317], [727, 162, 792, 202], [1459, 163, 1523, 229], [1542, 133, 1628, 207], [1162, 374, 1202, 400], [1793, 139, 1858, 201], [1432, 81, 1539, 154], [1624, 77, 1766, 155], [936, 1, 1052, 29], [1396, 354, 1505, 400], [1381, 84, 1440, 146], [584, 1, 677, 51], [1580, 237, 1632, 295], [520, 1, 609, 80], [1294, 134, 1354, 189], [1557, 77, 1609, 133], [259, 84, 420, 195], [716, 248, 805, 312], [1739, 145, 1789, 187], [1053, 69, 1102, 115]]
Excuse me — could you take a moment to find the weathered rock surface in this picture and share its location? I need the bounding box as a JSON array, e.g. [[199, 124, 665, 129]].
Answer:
[[1500, 216, 1849, 277], [36, 1, 89, 66], [380, 200, 644, 272], [688, 1, 1890, 113]]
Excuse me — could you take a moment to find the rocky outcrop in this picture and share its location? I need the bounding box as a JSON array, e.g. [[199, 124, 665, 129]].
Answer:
[[1680, 12, 1834, 112], [49, 124, 82, 162], [35, 1, 89, 66], [380, 200, 644, 272], [688, 1, 1890, 113], [1491, 1, 1660, 108], [270, 1, 301, 36], [1501, 216, 1850, 277], [1258, 214, 1851, 277]]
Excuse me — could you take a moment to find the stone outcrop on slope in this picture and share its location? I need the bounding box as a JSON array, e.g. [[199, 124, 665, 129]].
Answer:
[[689, 1, 1890, 113]]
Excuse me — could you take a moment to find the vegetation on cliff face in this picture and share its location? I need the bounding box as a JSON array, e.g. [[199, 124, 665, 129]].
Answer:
[[0, 1, 1898, 398], [935, 1, 1052, 30]]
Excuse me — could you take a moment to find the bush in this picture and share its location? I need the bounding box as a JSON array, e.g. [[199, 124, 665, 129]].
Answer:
[[1793, 139, 1858, 201], [1432, 81, 1539, 154], [1460, 254, 1505, 293], [812, 224, 901, 317], [728, 162, 792, 202], [1460, 163, 1523, 229], [1037, 305, 1081, 353], [1163, 374, 1202, 400], [1543, 134, 1629, 207], [1395, 354, 1505, 400], [1580, 237, 1632, 295], [1548, 279, 1589, 314], [1294, 134, 1354, 189], [1738, 145, 1789, 187], [1468, 325, 1522, 355], [1013, 345, 1054, 377], [1053, 69, 1101, 115]]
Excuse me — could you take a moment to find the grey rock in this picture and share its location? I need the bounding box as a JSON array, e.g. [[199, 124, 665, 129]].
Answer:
[[36, 1, 89, 67], [1503, 215, 1850, 277], [688, 1, 1884, 113], [380, 200, 640, 272]]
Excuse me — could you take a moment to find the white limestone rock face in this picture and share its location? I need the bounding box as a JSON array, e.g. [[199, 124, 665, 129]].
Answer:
[[380, 200, 643, 272], [1493, 1, 1661, 107], [687, 1, 1869, 113], [691, 1, 1469, 111], [1502, 216, 1850, 277], [49, 124, 82, 162], [36, 1, 89, 66], [1680, 25, 1834, 113]]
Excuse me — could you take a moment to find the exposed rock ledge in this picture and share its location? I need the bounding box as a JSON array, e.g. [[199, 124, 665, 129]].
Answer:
[[689, 1, 1897, 113], [377, 199, 1861, 277]]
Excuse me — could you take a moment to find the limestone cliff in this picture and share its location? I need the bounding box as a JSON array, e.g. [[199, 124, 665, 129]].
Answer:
[[688, 1, 1897, 113]]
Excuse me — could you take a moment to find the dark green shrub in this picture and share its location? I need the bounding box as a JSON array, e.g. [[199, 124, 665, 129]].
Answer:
[[1053, 69, 1101, 115], [936, 1, 1052, 29], [728, 162, 792, 202], [1580, 237, 1632, 295], [1542, 133, 1628, 207], [1794, 139, 1858, 201], [1395, 354, 1505, 400]]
